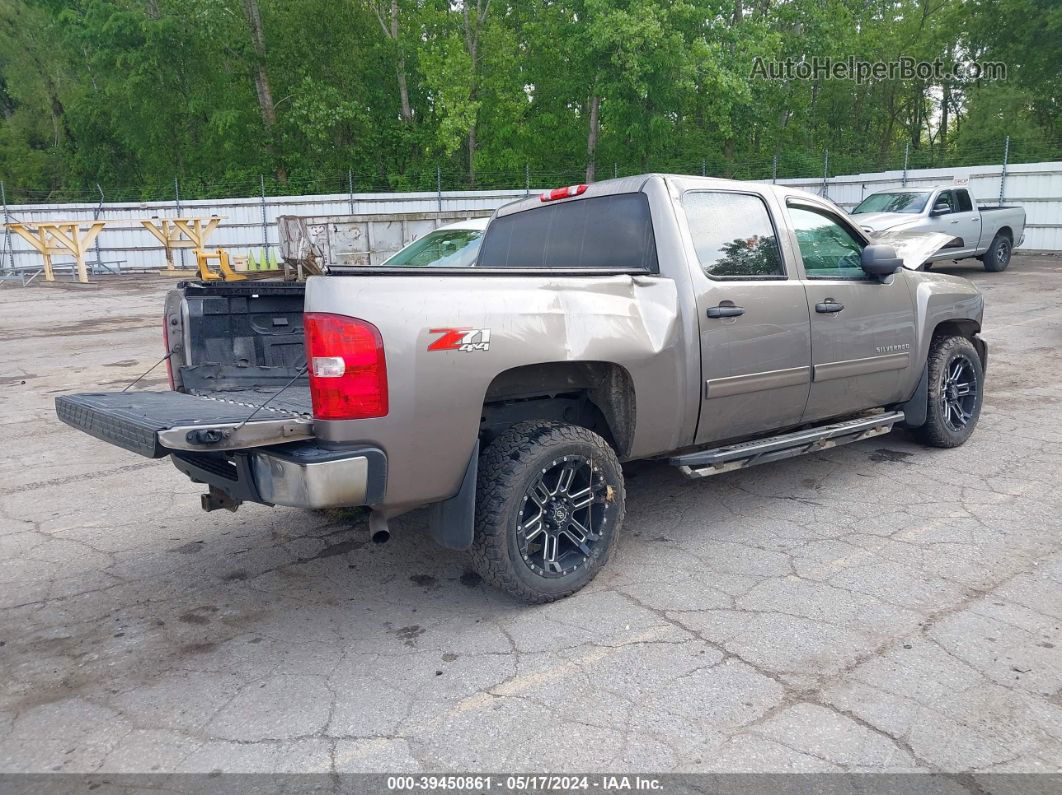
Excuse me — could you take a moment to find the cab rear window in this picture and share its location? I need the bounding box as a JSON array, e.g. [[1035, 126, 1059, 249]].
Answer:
[[477, 192, 658, 271]]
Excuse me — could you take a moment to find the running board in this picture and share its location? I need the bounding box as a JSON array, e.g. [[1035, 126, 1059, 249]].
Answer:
[[671, 411, 905, 479]]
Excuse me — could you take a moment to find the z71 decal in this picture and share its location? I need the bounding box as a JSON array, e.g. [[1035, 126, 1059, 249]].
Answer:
[[428, 327, 492, 352]]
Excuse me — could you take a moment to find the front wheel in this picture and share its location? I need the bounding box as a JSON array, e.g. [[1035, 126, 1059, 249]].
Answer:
[[913, 335, 984, 448], [470, 421, 625, 603]]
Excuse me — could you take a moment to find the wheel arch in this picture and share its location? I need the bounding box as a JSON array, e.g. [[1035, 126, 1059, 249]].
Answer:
[[480, 361, 636, 458], [899, 318, 986, 429], [932, 318, 986, 367], [909, 332, 985, 447]]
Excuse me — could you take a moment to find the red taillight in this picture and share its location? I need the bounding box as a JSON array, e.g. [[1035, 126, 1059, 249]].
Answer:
[[540, 184, 588, 202], [304, 313, 388, 420], [163, 316, 176, 390]]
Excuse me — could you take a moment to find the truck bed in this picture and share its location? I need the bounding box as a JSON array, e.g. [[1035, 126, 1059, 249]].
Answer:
[[56, 281, 314, 459], [172, 280, 306, 382]]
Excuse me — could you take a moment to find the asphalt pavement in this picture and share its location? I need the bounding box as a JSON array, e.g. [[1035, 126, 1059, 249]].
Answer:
[[0, 256, 1060, 775]]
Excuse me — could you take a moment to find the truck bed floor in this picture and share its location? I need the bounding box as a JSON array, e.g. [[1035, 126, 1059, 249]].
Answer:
[[189, 386, 313, 417]]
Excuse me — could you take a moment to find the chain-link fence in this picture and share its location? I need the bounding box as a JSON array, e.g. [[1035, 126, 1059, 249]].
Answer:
[[2, 137, 1060, 282], [2, 136, 1058, 205]]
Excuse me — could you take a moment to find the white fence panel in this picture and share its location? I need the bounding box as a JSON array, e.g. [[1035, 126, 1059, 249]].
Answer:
[[0, 189, 533, 274]]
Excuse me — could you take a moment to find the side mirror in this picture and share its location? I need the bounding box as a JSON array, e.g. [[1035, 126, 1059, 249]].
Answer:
[[929, 205, 949, 216], [861, 244, 902, 276]]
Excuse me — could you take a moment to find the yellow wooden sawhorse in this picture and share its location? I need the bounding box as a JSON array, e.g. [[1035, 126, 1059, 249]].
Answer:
[[5, 221, 107, 283], [195, 248, 283, 281], [141, 217, 222, 274]]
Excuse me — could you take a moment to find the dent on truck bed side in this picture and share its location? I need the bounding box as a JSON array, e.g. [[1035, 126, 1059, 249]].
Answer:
[[306, 271, 688, 513]]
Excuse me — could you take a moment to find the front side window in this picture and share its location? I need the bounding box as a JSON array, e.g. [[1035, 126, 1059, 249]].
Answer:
[[681, 192, 785, 279], [477, 193, 657, 270], [932, 191, 955, 214], [787, 204, 867, 280], [381, 228, 484, 268]]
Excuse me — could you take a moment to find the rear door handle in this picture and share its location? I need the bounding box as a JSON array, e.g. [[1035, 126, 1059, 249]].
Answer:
[[815, 300, 844, 313], [707, 304, 745, 318]]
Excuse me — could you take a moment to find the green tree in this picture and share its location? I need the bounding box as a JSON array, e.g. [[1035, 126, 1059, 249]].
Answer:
[[0, 0, 1056, 200]]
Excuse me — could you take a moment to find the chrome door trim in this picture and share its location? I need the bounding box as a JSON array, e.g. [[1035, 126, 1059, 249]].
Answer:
[[813, 352, 910, 382], [705, 365, 811, 398]]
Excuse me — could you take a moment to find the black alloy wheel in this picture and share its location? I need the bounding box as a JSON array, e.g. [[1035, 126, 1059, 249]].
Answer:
[[517, 454, 608, 578]]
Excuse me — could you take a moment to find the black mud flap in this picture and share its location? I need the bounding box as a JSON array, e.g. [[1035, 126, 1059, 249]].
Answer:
[[897, 365, 929, 429], [55, 391, 309, 458], [428, 441, 479, 550]]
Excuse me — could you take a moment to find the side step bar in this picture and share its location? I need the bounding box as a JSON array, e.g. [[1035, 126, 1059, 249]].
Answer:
[[671, 411, 905, 480]]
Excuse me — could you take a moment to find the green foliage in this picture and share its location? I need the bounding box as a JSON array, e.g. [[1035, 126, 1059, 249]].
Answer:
[[419, 32, 477, 157], [0, 0, 1057, 201]]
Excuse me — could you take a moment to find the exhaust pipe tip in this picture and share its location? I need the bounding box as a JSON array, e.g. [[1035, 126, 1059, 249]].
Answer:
[[369, 511, 391, 544]]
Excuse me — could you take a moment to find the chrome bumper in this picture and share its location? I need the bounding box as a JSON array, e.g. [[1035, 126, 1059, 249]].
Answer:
[[172, 444, 387, 510], [253, 450, 369, 508]]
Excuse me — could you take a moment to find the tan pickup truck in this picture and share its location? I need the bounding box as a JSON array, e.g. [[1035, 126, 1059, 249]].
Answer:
[[57, 174, 987, 602]]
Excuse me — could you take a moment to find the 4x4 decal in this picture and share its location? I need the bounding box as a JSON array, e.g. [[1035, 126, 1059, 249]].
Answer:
[[428, 327, 492, 352]]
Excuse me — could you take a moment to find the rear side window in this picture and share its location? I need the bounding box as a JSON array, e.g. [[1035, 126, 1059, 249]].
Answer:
[[477, 193, 658, 270], [681, 192, 785, 279], [955, 189, 973, 212]]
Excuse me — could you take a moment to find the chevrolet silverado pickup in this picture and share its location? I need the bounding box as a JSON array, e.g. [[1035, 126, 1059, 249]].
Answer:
[[852, 186, 1025, 271], [56, 175, 987, 602]]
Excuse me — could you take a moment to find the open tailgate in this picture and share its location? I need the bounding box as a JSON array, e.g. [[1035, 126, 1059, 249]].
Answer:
[[55, 390, 313, 459]]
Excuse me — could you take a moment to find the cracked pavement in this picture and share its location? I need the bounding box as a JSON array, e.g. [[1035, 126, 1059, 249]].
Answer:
[[0, 257, 1060, 775]]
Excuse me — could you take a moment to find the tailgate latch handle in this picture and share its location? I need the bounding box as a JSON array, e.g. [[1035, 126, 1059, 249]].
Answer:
[[187, 428, 227, 445]]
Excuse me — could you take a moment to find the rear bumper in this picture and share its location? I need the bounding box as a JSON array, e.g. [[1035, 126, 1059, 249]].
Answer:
[[172, 443, 387, 509]]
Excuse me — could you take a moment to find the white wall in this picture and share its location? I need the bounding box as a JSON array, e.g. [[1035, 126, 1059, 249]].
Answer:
[[2, 160, 1059, 276], [0, 189, 533, 274]]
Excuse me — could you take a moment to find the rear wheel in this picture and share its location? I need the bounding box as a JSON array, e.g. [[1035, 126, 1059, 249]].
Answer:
[[470, 420, 625, 603], [982, 233, 1012, 272], [913, 335, 984, 448]]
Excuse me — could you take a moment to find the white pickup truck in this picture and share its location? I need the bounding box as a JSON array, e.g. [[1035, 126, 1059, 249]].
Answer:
[[851, 186, 1026, 272]]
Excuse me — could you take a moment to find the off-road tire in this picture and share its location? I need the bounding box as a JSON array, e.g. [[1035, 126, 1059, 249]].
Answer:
[[913, 335, 984, 448], [470, 420, 625, 603], [982, 232, 1012, 272]]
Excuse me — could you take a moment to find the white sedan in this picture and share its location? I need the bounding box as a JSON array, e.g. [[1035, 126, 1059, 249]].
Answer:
[[381, 217, 490, 268]]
